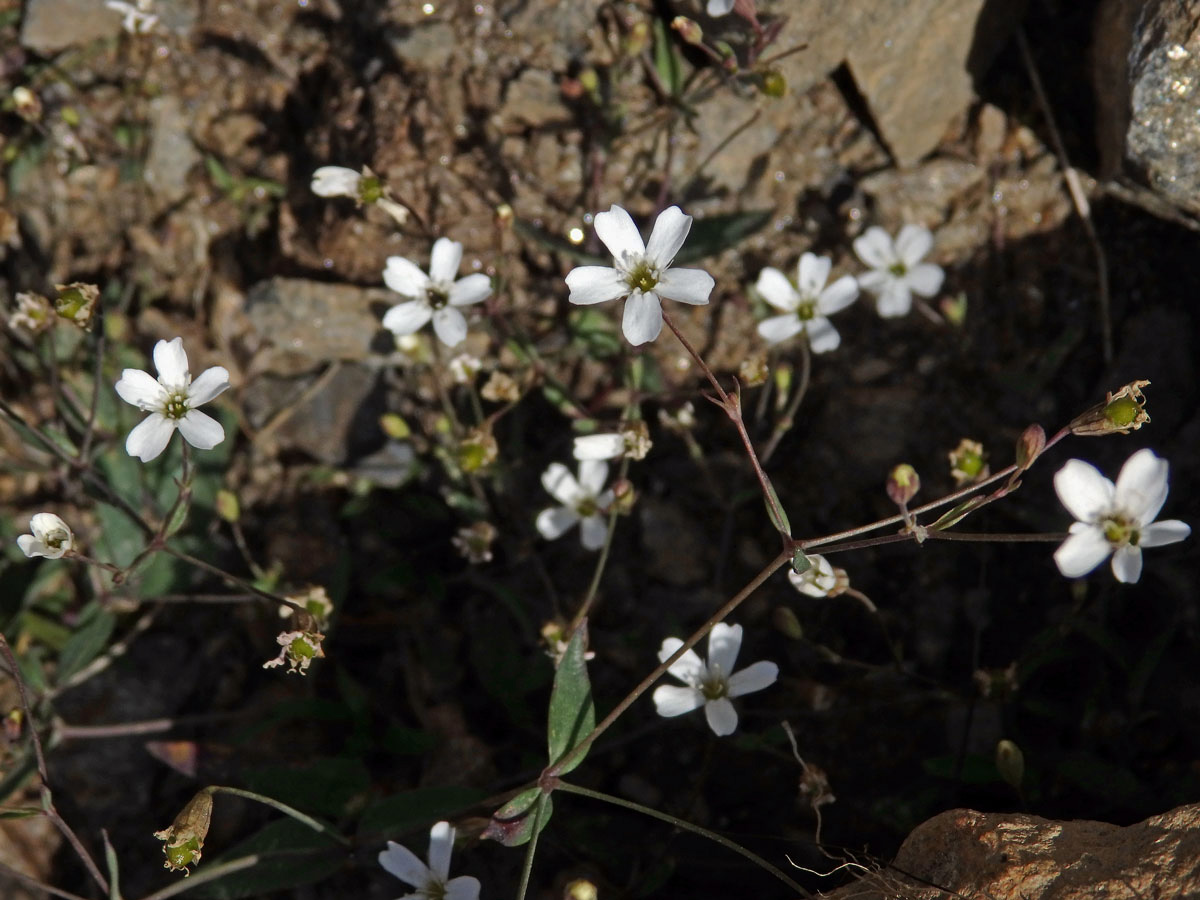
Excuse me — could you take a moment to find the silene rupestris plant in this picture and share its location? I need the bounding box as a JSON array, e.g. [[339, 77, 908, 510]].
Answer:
[[0, 6, 1193, 900]]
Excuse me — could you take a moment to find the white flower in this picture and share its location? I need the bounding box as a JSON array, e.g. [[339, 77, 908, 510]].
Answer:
[[572, 422, 651, 462], [707, 0, 735, 15], [105, 0, 158, 33], [115, 337, 230, 462], [787, 554, 839, 597], [853, 225, 944, 317], [1053, 448, 1190, 583], [535, 460, 614, 551], [382, 238, 492, 348], [379, 821, 480, 900], [565, 205, 714, 346], [652, 623, 778, 736], [755, 253, 858, 351], [310, 166, 363, 198], [17, 513, 75, 559], [448, 354, 482, 384]]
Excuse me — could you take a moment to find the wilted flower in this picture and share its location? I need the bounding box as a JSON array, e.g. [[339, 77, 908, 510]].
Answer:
[[379, 821, 480, 900], [106, 0, 158, 33], [565, 205, 714, 346], [54, 282, 99, 330], [652, 622, 778, 736], [853, 225, 944, 317], [154, 789, 214, 876], [1069, 380, 1151, 437], [1053, 448, 1190, 583], [948, 438, 989, 485], [9, 292, 53, 335], [115, 337, 230, 462], [279, 586, 334, 629], [382, 238, 492, 348], [755, 253, 858, 351], [536, 460, 614, 551], [17, 513, 75, 559], [452, 521, 497, 564], [263, 627, 325, 675], [787, 554, 847, 598], [480, 370, 520, 403]]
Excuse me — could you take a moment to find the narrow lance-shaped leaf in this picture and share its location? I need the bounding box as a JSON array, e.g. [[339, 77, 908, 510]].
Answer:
[[481, 788, 553, 847], [547, 625, 595, 775]]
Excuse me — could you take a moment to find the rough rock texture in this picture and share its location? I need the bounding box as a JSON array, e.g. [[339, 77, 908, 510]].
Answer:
[[1094, 0, 1200, 216], [821, 804, 1200, 900], [19, 0, 122, 53]]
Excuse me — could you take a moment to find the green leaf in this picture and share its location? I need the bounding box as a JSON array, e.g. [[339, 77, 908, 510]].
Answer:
[[761, 475, 791, 537], [482, 788, 553, 847], [547, 626, 595, 775], [357, 786, 488, 841], [185, 819, 343, 900], [653, 16, 683, 97], [57, 601, 116, 682], [674, 210, 773, 264], [790, 549, 811, 575]]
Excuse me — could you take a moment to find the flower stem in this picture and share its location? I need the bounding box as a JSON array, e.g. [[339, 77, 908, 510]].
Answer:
[[758, 336, 811, 467], [513, 792, 550, 900], [207, 786, 351, 846], [555, 781, 809, 896]]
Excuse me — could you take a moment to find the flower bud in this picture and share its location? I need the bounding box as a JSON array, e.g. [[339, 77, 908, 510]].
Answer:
[[671, 16, 704, 45], [759, 68, 787, 98], [624, 21, 651, 57], [11, 86, 42, 122], [1069, 380, 1150, 436], [380, 413, 411, 440], [1015, 424, 1045, 470], [611, 477, 637, 514], [54, 282, 99, 330], [154, 788, 214, 876], [772, 605, 804, 640], [887, 464, 920, 506], [458, 426, 499, 473], [215, 489, 240, 523], [452, 521, 497, 564], [995, 739, 1024, 790], [948, 438, 988, 485]]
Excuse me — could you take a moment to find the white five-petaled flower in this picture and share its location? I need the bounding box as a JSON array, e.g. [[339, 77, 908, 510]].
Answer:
[[535, 460, 614, 551], [1053, 448, 1190, 584], [756, 253, 859, 351], [852, 224, 944, 318], [565, 205, 714, 346], [379, 821, 480, 900], [105, 0, 158, 33], [652, 622, 778, 736], [788, 554, 839, 597], [115, 337, 230, 463], [17, 513, 75, 559], [382, 238, 492, 348]]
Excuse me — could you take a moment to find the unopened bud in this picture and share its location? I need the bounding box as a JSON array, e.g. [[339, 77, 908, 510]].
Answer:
[[1015, 424, 1045, 470], [495, 203, 515, 227], [215, 489, 240, 523], [625, 21, 651, 56], [54, 282, 99, 330], [565, 879, 599, 900], [458, 426, 499, 473], [759, 68, 787, 98], [772, 605, 804, 639], [452, 521, 497, 564], [671, 16, 703, 45], [11, 86, 42, 122], [995, 739, 1025, 789], [948, 438, 988, 485], [887, 464, 920, 506], [154, 788, 214, 876], [357, 170, 384, 205], [611, 477, 636, 514], [379, 413, 411, 440], [738, 352, 769, 387], [1069, 380, 1151, 436]]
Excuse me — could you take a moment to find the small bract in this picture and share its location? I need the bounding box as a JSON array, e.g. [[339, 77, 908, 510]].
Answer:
[[379, 821, 480, 900]]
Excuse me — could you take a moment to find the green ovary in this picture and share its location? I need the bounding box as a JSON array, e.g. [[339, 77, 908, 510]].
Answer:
[[796, 300, 817, 322], [626, 261, 659, 294], [427, 286, 450, 310], [164, 392, 190, 419], [1102, 516, 1138, 547], [888, 262, 907, 277]]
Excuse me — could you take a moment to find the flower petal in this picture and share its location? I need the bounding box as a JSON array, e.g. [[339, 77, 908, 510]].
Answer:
[[429, 238, 464, 284], [1111, 545, 1143, 584], [449, 273, 492, 307], [1114, 448, 1170, 525], [895, 224, 933, 266], [30, 513, 69, 541], [536, 506, 579, 540], [188, 366, 230, 406], [704, 698, 738, 736], [855, 270, 890, 295], [727, 660, 779, 697], [805, 317, 840, 354], [852, 226, 896, 268], [427, 821, 455, 882], [622, 292, 663, 345], [653, 684, 705, 717], [645, 206, 692, 268], [874, 280, 912, 318], [573, 434, 625, 461], [1053, 527, 1112, 578], [432, 308, 468, 347], [153, 338, 190, 388], [817, 274, 859, 315], [706, 0, 735, 16], [17, 535, 49, 559], [383, 300, 433, 336], [655, 268, 713, 305], [755, 267, 799, 312], [126, 414, 176, 462], [594, 205, 645, 260], [379, 840, 432, 889], [658, 638, 706, 684], [445, 876, 481, 900], [757, 314, 803, 345], [384, 256, 432, 298], [797, 253, 831, 296], [1054, 459, 1115, 523], [115, 369, 165, 410], [577, 459, 609, 495], [1139, 519, 1191, 547], [566, 266, 629, 305], [310, 166, 360, 197], [707, 622, 743, 676], [177, 409, 225, 450], [541, 462, 583, 505], [579, 514, 608, 551], [905, 263, 944, 298]]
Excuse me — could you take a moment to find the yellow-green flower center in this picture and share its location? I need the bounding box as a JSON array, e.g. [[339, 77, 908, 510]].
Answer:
[[427, 286, 450, 310], [795, 299, 817, 322], [626, 260, 659, 294], [700, 673, 728, 701], [576, 497, 598, 517], [888, 261, 908, 277], [45, 530, 68, 549], [1101, 515, 1139, 547], [163, 391, 190, 420]]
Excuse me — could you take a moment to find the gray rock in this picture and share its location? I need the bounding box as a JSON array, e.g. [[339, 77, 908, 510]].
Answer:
[[244, 277, 393, 376], [388, 21, 458, 70], [495, 69, 572, 131], [143, 96, 201, 209], [20, 0, 122, 53], [1095, 0, 1200, 216]]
